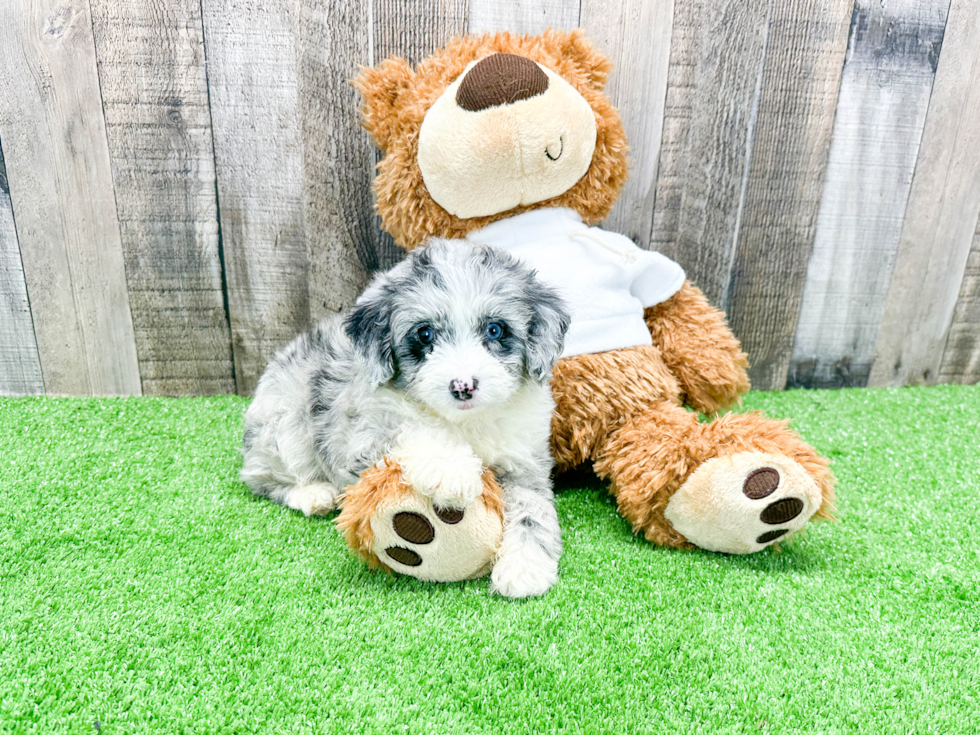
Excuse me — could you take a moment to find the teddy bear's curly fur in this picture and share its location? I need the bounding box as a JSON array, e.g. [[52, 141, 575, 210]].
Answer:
[[339, 29, 834, 567]]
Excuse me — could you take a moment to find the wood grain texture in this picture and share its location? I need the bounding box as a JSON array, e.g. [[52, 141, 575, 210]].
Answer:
[[869, 0, 980, 387], [580, 0, 673, 248], [939, 216, 980, 384], [789, 0, 948, 389], [0, 141, 44, 395], [90, 0, 234, 396], [294, 0, 376, 323], [648, 0, 768, 308], [367, 0, 470, 275], [375, 0, 469, 67], [201, 0, 309, 395], [724, 0, 853, 391], [0, 0, 141, 396], [467, 0, 579, 35]]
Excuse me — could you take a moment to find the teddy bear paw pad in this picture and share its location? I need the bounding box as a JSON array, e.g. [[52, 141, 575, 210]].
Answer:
[[369, 494, 503, 582], [664, 451, 821, 555]]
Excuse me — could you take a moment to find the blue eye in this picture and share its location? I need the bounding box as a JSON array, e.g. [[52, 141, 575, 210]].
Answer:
[[417, 326, 434, 345], [484, 322, 503, 341]]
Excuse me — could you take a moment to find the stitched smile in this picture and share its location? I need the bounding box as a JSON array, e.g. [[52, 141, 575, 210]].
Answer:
[[545, 135, 563, 161]]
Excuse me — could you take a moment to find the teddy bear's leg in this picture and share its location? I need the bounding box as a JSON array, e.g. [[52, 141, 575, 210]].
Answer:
[[593, 402, 835, 553], [335, 460, 504, 582]]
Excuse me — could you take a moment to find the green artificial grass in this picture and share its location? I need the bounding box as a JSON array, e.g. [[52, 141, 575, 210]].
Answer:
[[1, 385, 978, 734]]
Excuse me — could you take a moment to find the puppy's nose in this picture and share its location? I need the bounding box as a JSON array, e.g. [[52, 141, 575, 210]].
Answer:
[[456, 53, 549, 112], [450, 377, 479, 401]]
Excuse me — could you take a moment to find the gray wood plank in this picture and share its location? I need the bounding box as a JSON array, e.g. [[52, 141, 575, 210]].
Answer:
[[580, 0, 674, 248], [0, 140, 44, 395], [294, 0, 470, 326], [869, 0, 980, 387], [369, 0, 469, 273], [90, 0, 234, 396], [375, 0, 469, 67], [939, 216, 980, 384], [201, 0, 309, 395], [0, 0, 141, 395], [467, 0, 579, 35], [788, 0, 949, 390], [648, 0, 769, 308], [724, 0, 853, 391], [294, 0, 376, 324]]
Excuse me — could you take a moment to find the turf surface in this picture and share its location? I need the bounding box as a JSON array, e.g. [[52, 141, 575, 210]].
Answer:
[[1, 385, 978, 734]]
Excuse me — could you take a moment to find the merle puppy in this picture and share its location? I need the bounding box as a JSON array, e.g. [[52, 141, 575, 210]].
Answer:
[[241, 240, 570, 597]]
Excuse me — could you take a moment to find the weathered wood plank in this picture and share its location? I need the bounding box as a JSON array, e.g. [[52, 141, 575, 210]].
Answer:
[[580, 0, 673, 248], [468, 0, 579, 35], [939, 216, 980, 384], [724, 0, 853, 391], [367, 0, 470, 273], [869, 0, 980, 387], [788, 0, 948, 390], [0, 140, 44, 395], [0, 0, 141, 395], [294, 0, 469, 326], [294, 0, 376, 323], [90, 0, 234, 396], [201, 0, 309, 395], [375, 0, 469, 67], [648, 0, 769, 308]]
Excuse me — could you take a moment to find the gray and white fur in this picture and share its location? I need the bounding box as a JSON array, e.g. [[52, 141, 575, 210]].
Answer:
[[241, 240, 570, 597]]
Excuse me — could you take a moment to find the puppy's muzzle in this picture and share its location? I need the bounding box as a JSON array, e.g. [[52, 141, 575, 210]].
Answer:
[[450, 377, 479, 401]]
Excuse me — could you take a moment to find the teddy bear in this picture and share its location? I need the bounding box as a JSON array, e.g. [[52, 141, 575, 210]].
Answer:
[[336, 29, 835, 589]]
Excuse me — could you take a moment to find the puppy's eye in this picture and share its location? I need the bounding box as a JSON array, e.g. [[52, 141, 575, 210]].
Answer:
[[417, 326, 435, 345], [484, 322, 504, 341]]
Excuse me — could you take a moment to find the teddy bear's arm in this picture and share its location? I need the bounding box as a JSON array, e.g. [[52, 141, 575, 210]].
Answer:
[[644, 281, 750, 414]]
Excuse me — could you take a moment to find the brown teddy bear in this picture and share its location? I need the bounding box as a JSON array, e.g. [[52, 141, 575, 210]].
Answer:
[[336, 29, 835, 585]]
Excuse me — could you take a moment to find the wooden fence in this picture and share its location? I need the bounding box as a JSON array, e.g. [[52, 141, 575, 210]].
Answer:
[[0, 0, 978, 397]]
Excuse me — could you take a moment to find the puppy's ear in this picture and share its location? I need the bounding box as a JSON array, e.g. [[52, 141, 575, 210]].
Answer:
[[352, 57, 414, 152], [524, 281, 571, 381], [344, 286, 396, 387]]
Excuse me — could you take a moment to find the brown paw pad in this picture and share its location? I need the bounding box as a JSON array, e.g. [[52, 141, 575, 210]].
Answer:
[[756, 529, 788, 544], [743, 468, 780, 499], [434, 506, 464, 525], [760, 497, 804, 525], [385, 546, 422, 566], [393, 512, 434, 544]]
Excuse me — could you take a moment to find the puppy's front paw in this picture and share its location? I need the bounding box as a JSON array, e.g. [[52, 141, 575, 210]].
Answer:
[[398, 444, 485, 510], [427, 462, 485, 510], [284, 482, 340, 516], [491, 542, 558, 598]]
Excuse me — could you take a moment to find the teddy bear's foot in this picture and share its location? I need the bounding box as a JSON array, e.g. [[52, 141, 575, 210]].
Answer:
[[336, 460, 505, 582], [663, 451, 823, 554], [370, 493, 503, 581], [596, 402, 835, 552]]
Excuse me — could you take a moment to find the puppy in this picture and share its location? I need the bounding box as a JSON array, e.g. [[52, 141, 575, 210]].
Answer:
[[241, 239, 570, 597]]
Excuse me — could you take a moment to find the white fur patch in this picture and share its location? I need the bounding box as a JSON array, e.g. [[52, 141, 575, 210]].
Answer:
[[282, 482, 341, 516], [491, 537, 559, 598], [409, 336, 519, 421], [392, 426, 486, 509]]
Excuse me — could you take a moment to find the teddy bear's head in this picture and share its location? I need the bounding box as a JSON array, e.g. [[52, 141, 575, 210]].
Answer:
[[355, 29, 629, 250]]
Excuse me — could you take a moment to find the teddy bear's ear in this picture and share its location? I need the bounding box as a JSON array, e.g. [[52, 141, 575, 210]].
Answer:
[[546, 28, 614, 92], [352, 57, 414, 151]]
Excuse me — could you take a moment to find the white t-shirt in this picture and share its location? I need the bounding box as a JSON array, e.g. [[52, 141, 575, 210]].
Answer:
[[466, 207, 686, 358]]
